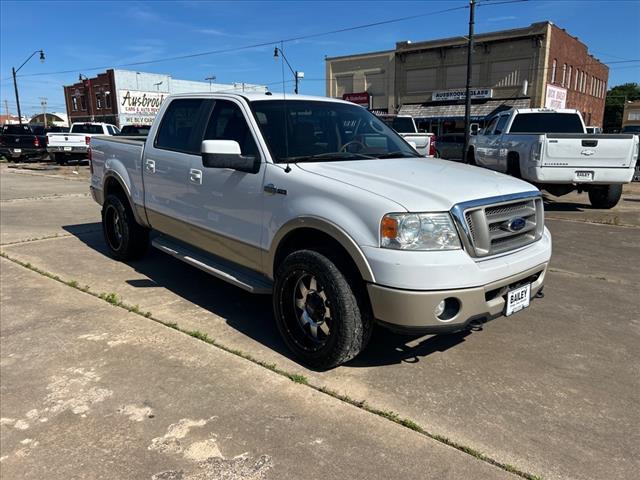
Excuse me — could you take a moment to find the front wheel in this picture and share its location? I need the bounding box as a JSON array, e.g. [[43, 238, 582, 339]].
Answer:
[[273, 250, 371, 369], [588, 184, 623, 209], [102, 194, 149, 260]]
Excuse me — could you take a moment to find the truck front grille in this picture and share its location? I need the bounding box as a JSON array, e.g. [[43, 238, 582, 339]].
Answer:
[[453, 194, 544, 257]]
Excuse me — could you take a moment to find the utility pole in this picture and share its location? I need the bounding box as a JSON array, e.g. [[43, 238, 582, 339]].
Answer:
[[4, 99, 9, 119], [205, 76, 216, 92], [40, 97, 48, 128], [11, 50, 45, 125], [463, 0, 476, 162]]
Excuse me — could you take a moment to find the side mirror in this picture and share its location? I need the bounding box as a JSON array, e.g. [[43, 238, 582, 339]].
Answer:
[[201, 140, 259, 173], [470, 123, 480, 135]]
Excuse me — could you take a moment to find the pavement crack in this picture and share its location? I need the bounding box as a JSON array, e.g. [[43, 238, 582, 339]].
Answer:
[[0, 251, 541, 480], [548, 267, 638, 286]]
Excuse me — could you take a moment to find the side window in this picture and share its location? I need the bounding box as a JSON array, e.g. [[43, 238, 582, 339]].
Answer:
[[106, 126, 115, 135], [155, 99, 205, 154], [494, 116, 509, 135], [203, 100, 258, 157], [483, 117, 499, 135]]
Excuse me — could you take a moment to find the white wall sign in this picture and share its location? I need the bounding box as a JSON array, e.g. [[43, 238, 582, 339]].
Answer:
[[432, 88, 493, 101], [545, 85, 567, 109], [118, 90, 167, 116]]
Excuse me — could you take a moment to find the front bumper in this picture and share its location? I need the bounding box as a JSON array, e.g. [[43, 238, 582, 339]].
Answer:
[[368, 262, 547, 333]]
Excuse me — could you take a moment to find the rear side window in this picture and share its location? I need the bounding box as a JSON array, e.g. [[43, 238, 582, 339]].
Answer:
[[509, 113, 584, 134], [155, 99, 205, 154]]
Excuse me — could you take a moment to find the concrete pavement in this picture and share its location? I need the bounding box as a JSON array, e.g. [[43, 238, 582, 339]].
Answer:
[[2, 165, 639, 479]]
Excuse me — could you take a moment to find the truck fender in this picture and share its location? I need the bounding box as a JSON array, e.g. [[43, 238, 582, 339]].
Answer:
[[266, 216, 376, 283], [102, 168, 148, 227]]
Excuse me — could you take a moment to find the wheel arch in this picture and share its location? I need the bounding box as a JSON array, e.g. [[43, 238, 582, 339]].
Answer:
[[267, 217, 375, 283], [102, 171, 146, 226]]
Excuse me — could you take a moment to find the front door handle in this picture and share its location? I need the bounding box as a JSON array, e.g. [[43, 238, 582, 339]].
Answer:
[[189, 168, 203, 185], [145, 159, 156, 173]]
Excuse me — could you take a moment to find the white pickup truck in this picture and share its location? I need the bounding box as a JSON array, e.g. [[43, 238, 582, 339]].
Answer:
[[378, 114, 436, 157], [47, 122, 120, 164], [89, 93, 551, 368], [468, 108, 639, 208]]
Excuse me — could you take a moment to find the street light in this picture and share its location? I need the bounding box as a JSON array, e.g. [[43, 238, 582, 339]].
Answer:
[[205, 75, 216, 92], [154, 81, 163, 91], [12, 49, 45, 124], [273, 47, 303, 94], [79, 74, 93, 121]]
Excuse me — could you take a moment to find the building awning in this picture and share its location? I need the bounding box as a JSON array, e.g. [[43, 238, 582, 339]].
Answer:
[[399, 98, 531, 120]]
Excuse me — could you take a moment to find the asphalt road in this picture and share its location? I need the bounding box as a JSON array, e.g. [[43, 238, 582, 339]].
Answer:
[[1, 163, 639, 479]]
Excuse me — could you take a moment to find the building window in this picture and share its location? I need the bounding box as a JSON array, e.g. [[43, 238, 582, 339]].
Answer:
[[105, 92, 112, 109], [551, 59, 557, 84], [71, 97, 78, 111], [561, 63, 567, 87], [96, 93, 103, 110], [575, 70, 579, 91], [567, 66, 572, 90], [80, 95, 87, 110]]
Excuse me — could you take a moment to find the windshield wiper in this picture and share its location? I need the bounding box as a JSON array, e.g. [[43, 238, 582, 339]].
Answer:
[[375, 151, 422, 159], [281, 152, 376, 163]]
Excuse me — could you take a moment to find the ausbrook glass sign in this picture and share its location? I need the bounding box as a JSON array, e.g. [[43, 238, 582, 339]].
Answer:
[[432, 88, 493, 101]]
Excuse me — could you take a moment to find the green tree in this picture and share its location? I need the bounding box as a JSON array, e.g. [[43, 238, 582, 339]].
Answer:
[[603, 83, 640, 132]]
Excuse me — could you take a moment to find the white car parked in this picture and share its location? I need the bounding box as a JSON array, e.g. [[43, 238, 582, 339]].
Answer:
[[90, 93, 551, 368], [47, 122, 119, 164], [468, 108, 639, 208]]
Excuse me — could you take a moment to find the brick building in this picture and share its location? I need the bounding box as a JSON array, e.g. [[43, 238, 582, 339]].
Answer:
[[326, 21, 609, 133], [63, 69, 266, 127]]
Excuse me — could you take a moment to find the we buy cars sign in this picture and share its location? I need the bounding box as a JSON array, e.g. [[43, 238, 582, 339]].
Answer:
[[343, 92, 371, 107]]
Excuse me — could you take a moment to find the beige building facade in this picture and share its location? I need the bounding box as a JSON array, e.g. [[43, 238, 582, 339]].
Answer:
[[326, 22, 608, 134]]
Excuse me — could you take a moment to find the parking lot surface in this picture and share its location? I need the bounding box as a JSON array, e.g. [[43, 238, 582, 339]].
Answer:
[[1, 163, 639, 479]]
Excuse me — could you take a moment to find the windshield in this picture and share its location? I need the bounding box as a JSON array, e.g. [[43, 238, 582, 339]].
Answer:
[[71, 124, 104, 134], [249, 100, 419, 163], [621, 125, 640, 133], [509, 113, 585, 134]]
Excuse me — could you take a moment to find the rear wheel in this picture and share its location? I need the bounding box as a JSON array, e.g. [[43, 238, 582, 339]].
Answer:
[[588, 184, 623, 209], [54, 153, 66, 165], [273, 250, 371, 369], [507, 153, 522, 178], [102, 193, 149, 260]]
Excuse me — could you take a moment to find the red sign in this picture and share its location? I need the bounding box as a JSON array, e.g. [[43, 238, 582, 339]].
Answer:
[[343, 92, 370, 107]]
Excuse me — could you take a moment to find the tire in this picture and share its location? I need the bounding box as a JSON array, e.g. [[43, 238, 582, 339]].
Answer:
[[507, 153, 522, 178], [54, 153, 66, 165], [101, 193, 149, 260], [273, 250, 371, 369], [588, 184, 623, 209], [466, 148, 477, 166]]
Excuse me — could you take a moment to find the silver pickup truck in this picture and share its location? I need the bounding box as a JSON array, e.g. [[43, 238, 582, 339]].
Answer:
[[90, 93, 551, 368], [468, 108, 639, 208]]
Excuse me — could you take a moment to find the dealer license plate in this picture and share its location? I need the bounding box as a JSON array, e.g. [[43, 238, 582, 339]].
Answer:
[[505, 284, 531, 316], [574, 171, 593, 182], [13, 148, 22, 153], [64, 146, 72, 151]]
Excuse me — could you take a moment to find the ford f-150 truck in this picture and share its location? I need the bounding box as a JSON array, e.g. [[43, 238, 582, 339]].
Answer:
[[90, 93, 552, 368], [468, 108, 639, 208], [378, 114, 436, 157], [48, 122, 119, 164]]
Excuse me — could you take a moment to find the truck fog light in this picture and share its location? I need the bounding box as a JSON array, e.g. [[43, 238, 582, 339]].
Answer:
[[436, 297, 461, 322]]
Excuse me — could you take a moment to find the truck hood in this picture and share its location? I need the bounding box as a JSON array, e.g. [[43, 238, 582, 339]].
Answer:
[[297, 157, 538, 212]]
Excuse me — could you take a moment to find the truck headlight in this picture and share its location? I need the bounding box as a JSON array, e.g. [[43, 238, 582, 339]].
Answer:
[[380, 213, 461, 250]]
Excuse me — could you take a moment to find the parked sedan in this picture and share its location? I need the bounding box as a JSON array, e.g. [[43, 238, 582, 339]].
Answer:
[[435, 133, 465, 161]]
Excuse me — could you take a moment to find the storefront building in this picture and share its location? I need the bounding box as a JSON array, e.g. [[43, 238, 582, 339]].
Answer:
[[63, 69, 267, 127], [326, 22, 608, 134]]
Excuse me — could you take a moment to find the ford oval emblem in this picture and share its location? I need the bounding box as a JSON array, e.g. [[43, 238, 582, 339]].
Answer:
[[507, 217, 527, 232]]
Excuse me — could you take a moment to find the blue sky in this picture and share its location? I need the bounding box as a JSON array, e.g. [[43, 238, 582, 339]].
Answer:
[[1, 0, 638, 117]]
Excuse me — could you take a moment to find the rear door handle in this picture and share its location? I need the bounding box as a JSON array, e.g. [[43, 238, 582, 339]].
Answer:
[[189, 168, 203, 185], [145, 159, 156, 173]]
